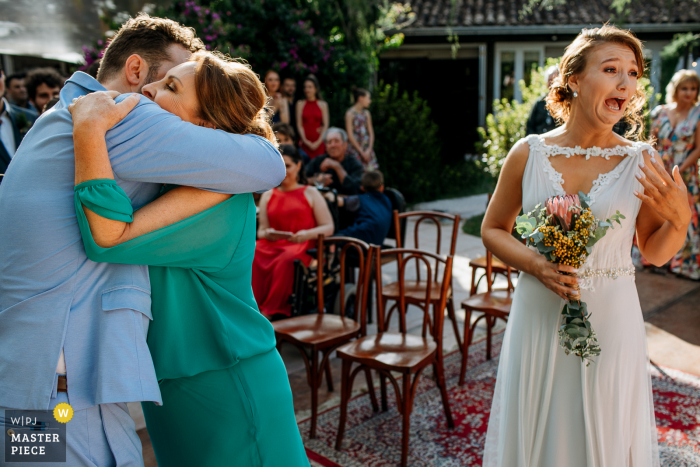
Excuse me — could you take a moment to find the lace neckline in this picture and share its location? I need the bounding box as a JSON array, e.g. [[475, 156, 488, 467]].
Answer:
[[529, 135, 652, 204]]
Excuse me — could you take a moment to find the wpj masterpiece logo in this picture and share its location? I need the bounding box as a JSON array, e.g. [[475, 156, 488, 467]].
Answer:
[[3, 407, 68, 463]]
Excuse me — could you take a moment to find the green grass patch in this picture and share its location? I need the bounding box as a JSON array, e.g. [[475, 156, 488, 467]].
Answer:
[[462, 213, 485, 237]]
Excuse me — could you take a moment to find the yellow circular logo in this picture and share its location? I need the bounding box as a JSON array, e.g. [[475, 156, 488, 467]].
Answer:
[[53, 403, 74, 423]]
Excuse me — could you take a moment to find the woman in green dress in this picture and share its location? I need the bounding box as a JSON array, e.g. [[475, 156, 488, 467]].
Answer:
[[69, 51, 309, 466]]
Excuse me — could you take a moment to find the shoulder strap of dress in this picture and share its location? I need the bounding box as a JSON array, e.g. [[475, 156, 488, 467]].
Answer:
[[525, 134, 544, 152], [634, 141, 654, 160], [688, 103, 700, 127]]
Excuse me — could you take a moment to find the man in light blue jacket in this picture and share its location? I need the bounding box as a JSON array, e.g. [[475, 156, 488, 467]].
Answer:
[[0, 15, 285, 466]]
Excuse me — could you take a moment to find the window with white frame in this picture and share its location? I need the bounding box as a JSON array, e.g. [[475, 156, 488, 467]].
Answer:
[[494, 45, 545, 103]]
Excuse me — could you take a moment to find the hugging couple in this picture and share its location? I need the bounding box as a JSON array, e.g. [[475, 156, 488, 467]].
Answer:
[[0, 14, 309, 467]]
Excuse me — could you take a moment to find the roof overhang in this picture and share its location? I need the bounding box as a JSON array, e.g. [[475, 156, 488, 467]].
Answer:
[[397, 23, 700, 37]]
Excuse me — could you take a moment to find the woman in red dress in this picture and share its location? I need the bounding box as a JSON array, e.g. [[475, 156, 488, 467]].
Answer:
[[253, 145, 334, 318], [296, 74, 329, 159]]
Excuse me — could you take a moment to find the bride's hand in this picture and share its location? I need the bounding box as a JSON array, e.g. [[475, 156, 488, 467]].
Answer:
[[532, 255, 580, 301], [69, 91, 141, 135], [634, 153, 691, 231]]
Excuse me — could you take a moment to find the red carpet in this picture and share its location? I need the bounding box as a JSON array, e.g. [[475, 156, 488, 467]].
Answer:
[[299, 333, 700, 466]]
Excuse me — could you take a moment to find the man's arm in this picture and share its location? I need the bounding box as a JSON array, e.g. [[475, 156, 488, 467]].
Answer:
[[340, 157, 364, 195], [104, 94, 285, 194]]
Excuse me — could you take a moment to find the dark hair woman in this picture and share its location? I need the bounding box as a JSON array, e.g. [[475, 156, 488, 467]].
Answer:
[[68, 50, 308, 466], [252, 143, 334, 319], [345, 86, 377, 170], [296, 74, 329, 159], [264, 69, 290, 124], [481, 25, 690, 466]]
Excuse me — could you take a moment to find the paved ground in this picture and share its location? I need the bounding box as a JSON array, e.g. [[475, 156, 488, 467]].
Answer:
[[132, 193, 700, 466]]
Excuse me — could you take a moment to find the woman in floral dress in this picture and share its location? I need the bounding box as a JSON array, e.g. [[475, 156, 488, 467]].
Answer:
[[345, 87, 378, 170], [651, 69, 700, 279]]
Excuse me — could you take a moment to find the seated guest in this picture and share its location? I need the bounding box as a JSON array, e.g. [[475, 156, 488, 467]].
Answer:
[[335, 170, 392, 246], [273, 122, 310, 164], [526, 65, 559, 136], [305, 127, 363, 195], [253, 144, 334, 319], [26, 67, 62, 115], [264, 70, 289, 124]]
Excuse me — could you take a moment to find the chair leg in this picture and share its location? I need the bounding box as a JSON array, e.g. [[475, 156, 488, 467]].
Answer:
[[324, 355, 334, 392], [486, 315, 493, 361], [400, 372, 412, 467], [364, 368, 379, 412], [470, 266, 477, 296], [446, 296, 462, 353], [380, 371, 388, 412], [335, 359, 352, 450], [310, 349, 319, 439], [434, 358, 454, 429], [459, 308, 473, 385]]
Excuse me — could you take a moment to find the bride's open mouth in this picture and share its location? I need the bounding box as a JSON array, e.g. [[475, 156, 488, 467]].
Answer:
[[605, 97, 626, 112]]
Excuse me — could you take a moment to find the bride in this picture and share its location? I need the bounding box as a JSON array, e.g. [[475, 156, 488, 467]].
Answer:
[[481, 25, 691, 466]]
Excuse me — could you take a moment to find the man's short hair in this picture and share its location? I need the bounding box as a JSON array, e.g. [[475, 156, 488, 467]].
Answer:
[[361, 171, 383, 192], [325, 127, 347, 143], [272, 122, 296, 141], [26, 68, 63, 101], [6, 72, 26, 87], [97, 14, 204, 83]]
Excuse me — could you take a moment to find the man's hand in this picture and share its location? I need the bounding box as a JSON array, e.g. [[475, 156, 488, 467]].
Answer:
[[69, 91, 141, 135], [319, 158, 340, 173]]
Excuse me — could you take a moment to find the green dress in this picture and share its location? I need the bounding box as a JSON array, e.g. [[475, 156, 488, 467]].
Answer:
[[74, 179, 309, 467]]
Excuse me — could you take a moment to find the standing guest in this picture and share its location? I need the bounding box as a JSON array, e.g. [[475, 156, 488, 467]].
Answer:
[[6, 72, 36, 113], [264, 69, 289, 124], [282, 76, 297, 130], [335, 170, 392, 246], [296, 74, 328, 159], [253, 144, 334, 319], [651, 69, 700, 280], [526, 65, 560, 135], [305, 127, 364, 195], [345, 87, 378, 170], [0, 67, 38, 181], [25, 67, 63, 115]]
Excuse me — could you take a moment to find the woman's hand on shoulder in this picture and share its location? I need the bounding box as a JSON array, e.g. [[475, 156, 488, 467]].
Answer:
[[634, 149, 691, 231], [69, 91, 141, 135]]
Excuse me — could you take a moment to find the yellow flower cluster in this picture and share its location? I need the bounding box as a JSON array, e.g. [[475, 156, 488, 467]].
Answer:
[[541, 208, 596, 268]]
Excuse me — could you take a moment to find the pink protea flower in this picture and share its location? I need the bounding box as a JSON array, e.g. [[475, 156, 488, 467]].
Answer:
[[546, 194, 580, 226]]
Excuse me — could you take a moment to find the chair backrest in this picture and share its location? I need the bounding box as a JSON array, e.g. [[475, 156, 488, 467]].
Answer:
[[315, 235, 373, 335], [383, 188, 406, 247], [374, 247, 453, 351], [394, 210, 460, 282]]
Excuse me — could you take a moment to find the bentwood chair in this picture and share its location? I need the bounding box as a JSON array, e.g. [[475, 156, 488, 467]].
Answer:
[[459, 250, 514, 385], [380, 211, 463, 351], [272, 235, 378, 438], [335, 247, 454, 467]]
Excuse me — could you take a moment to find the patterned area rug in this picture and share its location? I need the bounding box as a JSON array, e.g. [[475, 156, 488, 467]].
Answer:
[[300, 333, 700, 466]]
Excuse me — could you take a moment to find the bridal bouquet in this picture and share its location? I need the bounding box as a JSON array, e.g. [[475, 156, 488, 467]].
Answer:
[[515, 192, 625, 365]]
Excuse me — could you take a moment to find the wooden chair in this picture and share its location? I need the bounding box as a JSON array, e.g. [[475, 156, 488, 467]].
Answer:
[[380, 211, 463, 352], [459, 250, 514, 385], [273, 235, 378, 438], [335, 247, 454, 467], [468, 255, 516, 295]]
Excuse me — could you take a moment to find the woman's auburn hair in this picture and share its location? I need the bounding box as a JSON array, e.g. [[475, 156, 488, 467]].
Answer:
[[665, 69, 700, 105], [190, 51, 278, 148], [546, 24, 647, 140]]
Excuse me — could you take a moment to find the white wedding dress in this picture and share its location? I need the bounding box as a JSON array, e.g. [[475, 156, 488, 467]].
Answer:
[[483, 135, 660, 467]]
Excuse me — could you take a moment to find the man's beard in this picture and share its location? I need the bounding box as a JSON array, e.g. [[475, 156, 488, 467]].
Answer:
[[138, 66, 160, 93]]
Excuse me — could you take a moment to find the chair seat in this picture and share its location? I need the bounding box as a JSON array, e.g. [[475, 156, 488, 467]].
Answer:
[[273, 314, 360, 347], [469, 256, 518, 273], [460, 289, 513, 315], [336, 332, 437, 372], [382, 280, 451, 302]]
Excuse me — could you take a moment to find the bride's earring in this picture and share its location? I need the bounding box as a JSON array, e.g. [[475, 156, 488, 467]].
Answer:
[[573, 91, 578, 98]]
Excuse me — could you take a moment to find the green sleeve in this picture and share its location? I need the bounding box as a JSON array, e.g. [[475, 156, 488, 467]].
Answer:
[[74, 179, 239, 271]]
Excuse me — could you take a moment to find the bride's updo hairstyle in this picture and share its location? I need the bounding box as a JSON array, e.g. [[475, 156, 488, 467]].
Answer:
[[190, 51, 278, 148], [546, 25, 646, 140]]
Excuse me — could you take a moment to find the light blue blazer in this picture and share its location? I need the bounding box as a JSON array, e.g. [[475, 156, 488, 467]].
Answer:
[[0, 72, 285, 411]]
